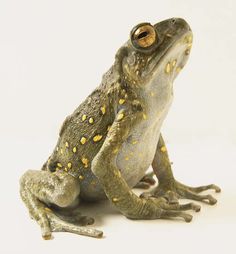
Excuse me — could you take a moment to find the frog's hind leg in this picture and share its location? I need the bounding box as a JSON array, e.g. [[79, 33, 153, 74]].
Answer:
[[20, 170, 103, 239], [141, 134, 221, 207]]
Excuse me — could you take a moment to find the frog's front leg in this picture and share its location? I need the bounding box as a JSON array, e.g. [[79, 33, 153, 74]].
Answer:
[[20, 170, 102, 239], [141, 134, 221, 206], [92, 110, 196, 222]]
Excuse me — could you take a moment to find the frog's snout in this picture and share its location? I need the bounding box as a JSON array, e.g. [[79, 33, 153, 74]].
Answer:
[[168, 18, 192, 34], [154, 18, 192, 36]]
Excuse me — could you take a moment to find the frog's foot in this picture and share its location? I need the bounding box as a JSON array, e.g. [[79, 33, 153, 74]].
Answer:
[[34, 207, 103, 240], [141, 180, 221, 206], [136, 196, 199, 222], [134, 172, 156, 189], [53, 208, 95, 226], [175, 181, 221, 205]]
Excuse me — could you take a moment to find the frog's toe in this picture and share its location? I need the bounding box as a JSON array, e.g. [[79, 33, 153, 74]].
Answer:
[[140, 187, 178, 204], [178, 189, 217, 205], [161, 210, 193, 222], [162, 201, 201, 212], [163, 190, 179, 204], [134, 172, 156, 189], [54, 209, 95, 226], [176, 181, 220, 205], [76, 216, 95, 226], [38, 209, 52, 240], [149, 198, 195, 222], [179, 183, 221, 194]]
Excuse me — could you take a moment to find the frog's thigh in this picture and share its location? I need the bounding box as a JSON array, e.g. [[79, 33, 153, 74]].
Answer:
[[20, 170, 103, 239], [20, 170, 80, 208], [20, 170, 80, 239]]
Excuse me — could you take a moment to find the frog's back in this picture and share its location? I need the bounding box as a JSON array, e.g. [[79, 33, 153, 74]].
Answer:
[[47, 82, 116, 200]]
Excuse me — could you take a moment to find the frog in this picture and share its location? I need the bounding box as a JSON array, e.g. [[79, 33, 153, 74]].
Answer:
[[20, 18, 221, 240]]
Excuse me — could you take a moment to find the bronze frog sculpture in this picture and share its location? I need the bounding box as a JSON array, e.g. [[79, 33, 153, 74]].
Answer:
[[20, 18, 221, 239]]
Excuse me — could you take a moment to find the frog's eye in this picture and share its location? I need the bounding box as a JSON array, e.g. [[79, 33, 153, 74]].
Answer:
[[131, 24, 157, 49]]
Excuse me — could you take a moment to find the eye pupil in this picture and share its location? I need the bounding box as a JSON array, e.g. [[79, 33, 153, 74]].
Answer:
[[131, 24, 157, 49], [137, 31, 149, 39]]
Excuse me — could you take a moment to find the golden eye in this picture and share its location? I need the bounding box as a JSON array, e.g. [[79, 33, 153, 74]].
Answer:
[[132, 24, 157, 48]]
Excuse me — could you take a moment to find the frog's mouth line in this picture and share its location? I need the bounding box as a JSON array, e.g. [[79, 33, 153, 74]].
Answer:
[[143, 30, 193, 78]]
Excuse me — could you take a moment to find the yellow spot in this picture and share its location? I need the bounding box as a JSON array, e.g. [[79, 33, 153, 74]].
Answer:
[[81, 157, 89, 168], [119, 99, 125, 105], [93, 134, 103, 142], [165, 62, 171, 74], [176, 67, 182, 73], [132, 140, 138, 145], [143, 113, 147, 120], [82, 114, 87, 122], [89, 117, 94, 124], [44, 207, 52, 212], [60, 149, 63, 154], [172, 60, 177, 67], [67, 162, 72, 169], [115, 170, 121, 177], [57, 163, 62, 168], [100, 105, 106, 115], [64, 167, 68, 172], [107, 125, 111, 131], [160, 146, 167, 153], [80, 137, 87, 145], [117, 113, 124, 121], [125, 157, 129, 161], [113, 148, 119, 154], [56, 147, 59, 152], [112, 197, 119, 203], [185, 35, 193, 44], [65, 142, 69, 148], [150, 92, 155, 97], [72, 147, 77, 153], [79, 175, 84, 180]]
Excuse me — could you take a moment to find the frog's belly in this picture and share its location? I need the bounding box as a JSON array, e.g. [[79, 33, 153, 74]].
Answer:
[[79, 115, 168, 201], [117, 123, 160, 188], [79, 124, 160, 201]]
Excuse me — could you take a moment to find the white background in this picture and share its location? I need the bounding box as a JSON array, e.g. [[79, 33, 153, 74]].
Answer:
[[0, 0, 235, 253]]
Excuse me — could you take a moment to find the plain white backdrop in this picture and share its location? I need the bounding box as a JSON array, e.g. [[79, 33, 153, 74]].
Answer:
[[0, 0, 235, 253]]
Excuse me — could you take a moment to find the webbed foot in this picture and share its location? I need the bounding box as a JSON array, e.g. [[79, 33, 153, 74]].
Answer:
[[37, 207, 103, 240], [141, 180, 221, 206], [128, 196, 200, 222]]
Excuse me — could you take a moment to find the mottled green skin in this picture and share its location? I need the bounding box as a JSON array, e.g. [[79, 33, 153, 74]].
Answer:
[[20, 18, 221, 239]]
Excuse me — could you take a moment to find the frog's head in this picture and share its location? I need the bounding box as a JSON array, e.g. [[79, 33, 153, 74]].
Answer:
[[115, 18, 192, 88]]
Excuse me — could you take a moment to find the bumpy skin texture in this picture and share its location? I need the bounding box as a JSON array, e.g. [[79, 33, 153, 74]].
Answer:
[[20, 18, 221, 239]]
